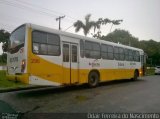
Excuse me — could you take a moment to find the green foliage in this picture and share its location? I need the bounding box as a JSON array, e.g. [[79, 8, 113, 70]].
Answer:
[[74, 14, 122, 37], [111, 20, 123, 25], [0, 29, 10, 64], [0, 53, 7, 64], [102, 29, 139, 47], [2, 42, 8, 52], [92, 18, 123, 38], [0, 71, 26, 89], [101, 29, 160, 66], [139, 40, 160, 66], [146, 68, 155, 76], [0, 29, 10, 43], [0, 29, 10, 53], [74, 14, 95, 36]]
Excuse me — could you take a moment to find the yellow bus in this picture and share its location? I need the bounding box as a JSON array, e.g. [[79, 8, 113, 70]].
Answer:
[[7, 23, 146, 87]]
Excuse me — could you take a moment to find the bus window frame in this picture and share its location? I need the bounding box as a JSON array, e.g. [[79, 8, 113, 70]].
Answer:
[[101, 44, 114, 60], [32, 30, 61, 56], [84, 40, 101, 59]]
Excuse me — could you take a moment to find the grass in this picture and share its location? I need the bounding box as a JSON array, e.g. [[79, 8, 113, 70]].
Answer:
[[0, 70, 26, 90], [146, 68, 155, 76], [0, 63, 6, 66]]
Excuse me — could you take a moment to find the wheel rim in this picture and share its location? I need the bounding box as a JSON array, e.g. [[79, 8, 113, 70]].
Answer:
[[89, 72, 99, 87], [90, 75, 96, 84], [134, 72, 138, 80]]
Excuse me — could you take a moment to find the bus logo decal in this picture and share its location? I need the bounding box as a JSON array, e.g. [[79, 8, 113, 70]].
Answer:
[[89, 59, 100, 67]]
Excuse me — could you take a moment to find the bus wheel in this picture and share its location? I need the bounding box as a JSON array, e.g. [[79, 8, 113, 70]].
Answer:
[[88, 71, 99, 87], [132, 70, 138, 81]]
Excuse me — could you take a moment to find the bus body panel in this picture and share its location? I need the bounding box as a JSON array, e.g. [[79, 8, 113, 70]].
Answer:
[[7, 25, 30, 84], [7, 48, 25, 74], [7, 23, 146, 86]]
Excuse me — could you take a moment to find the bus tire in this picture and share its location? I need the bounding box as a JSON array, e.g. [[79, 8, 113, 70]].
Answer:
[[132, 70, 139, 81], [88, 71, 99, 87]]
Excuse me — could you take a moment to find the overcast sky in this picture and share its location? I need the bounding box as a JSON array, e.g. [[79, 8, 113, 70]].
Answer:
[[0, 0, 160, 54]]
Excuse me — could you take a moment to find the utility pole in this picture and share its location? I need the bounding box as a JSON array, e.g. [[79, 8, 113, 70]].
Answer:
[[56, 15, 65, 30]]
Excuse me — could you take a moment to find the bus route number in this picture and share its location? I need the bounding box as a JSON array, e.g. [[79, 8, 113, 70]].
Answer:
[[31, 59, 40, 63]]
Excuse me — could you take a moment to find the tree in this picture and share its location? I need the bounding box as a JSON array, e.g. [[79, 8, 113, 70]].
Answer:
[[139, 40, 160, 66], [91, 19, 102, 39], [92, 18, 111, 39], [0, 29, 10, 52], [92, 31, 102, 39], [0, 53, 7, 64], [74, 14, 95, 36], [93, 19, 101, 34], [92, 18, 122, 39], [102, 29, 160, 66], [0, 29, 10, 64], [74, 14, 123, 38], [0, 29, 10, 42], [110, 20, 123, 32], [102, 29, 139, 47]]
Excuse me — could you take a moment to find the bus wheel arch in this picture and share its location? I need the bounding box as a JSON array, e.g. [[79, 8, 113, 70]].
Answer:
[[88, 70, 100, 87], [132, 69, 139, 80]]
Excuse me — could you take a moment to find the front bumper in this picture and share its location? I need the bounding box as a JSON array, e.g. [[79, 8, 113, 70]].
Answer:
[[6, 73, 29, 84]]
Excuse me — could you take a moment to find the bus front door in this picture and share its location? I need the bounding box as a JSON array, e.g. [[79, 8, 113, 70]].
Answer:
[[62, 43, 79, 84]]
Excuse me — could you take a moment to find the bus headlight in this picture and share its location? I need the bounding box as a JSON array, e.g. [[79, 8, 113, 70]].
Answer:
[[21, 59, 26, 72], [139, 71, 142, 75]]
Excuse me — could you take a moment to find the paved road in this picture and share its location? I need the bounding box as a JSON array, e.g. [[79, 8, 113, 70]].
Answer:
[[0, 75, 160, 113]]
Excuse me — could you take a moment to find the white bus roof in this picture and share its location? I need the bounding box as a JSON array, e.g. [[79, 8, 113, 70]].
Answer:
[[24, 23, 143, 52]]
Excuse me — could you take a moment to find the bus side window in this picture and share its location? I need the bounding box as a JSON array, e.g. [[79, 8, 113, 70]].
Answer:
[[119, 47, 125, 61], [101, 44, 108, 59], [85, 41, 100, 59], [92, 42, 100, 59], [47, 33, 60, 56], [132, 50, 137, 61], [108, 45, 114, 60], [40, 44, 47, 54], [101, 44, 114, 60], [32, 31, 47, 54], [85, 41, 92, 58], [33, 43, 39, 54], [136, 51, 140, 62], [114, 47, 119, 60], [63, 44, 69, 62], [32, 31, 60, 56], [72, 45, 77, 62], [125, 48, 129, 61], [129, 49, 133, 61]]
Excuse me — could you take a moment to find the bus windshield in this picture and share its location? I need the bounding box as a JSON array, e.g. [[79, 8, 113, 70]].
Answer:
[[9, 25, 25, 53]]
